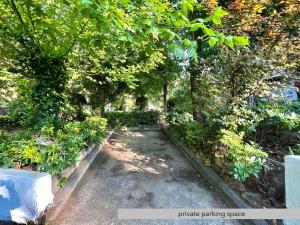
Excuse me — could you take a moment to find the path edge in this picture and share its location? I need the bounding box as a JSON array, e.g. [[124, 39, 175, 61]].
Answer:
[[161, 125, 268, 225], [45, 130, 114, 223]]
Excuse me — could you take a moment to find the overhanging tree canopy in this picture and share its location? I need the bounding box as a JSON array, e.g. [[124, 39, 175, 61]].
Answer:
[[0, 0, 249, 127]]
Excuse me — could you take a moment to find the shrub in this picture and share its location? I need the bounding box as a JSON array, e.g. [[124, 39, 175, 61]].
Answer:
[[167, 112, 208, 146], [167, 112, 192, 140], [167, 111, 268, 182], [290, 145, 300, 155], [6, 90, 36, 128], [256, 100, 300, 131], [81, 116, 107, 142], [0, 143, 14, 168], [219, 129, 268, 182], [184, 121, 204, 145], [40, 123, 56, 137], [0, 116, 107, 175], [39, 143, 80, 175], [0, 115, 16, 127], [19, 140, 43, 165], [0, 130, 36, 168], [103, 111, 159, 127]]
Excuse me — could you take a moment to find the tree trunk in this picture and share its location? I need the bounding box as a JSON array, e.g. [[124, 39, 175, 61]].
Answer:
[[30, 54, 68, 127], [189, 64, 205, 124], [163, 79, 168, 112], [136, 95, 148, 111], [118, 96, 126, 111], [188, 10, 207, 124]]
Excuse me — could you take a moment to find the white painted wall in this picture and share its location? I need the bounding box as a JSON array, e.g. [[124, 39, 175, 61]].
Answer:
[[285, 155, 300, 225]]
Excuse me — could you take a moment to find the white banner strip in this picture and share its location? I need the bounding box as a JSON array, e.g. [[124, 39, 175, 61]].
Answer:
[[118, 209, 300, 220]]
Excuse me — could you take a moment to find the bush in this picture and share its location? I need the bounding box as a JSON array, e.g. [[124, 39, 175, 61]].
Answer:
[[256, 100, 300, 131], [39, 143, 80, 175], [167, 112, 193, 139], [167, 111, 268, 182], [0, 130, 36, 168], [290, 144, 300, 155], [184, 121, 204, 145], [103, 111, 160, 127], [167, 112, 209, 146], [0, 116, 107, 175], [0, 115, 16, 127], [40, 123, 56, 137], [6, 79, 36, 128], [0, 143, 14, 168], [219, 129, 268, 182], [81, 116, 107, 142]]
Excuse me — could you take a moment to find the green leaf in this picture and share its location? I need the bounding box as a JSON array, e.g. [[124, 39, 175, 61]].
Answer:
[[144, 19, 152, 26], [218, 33, 226, 44], [169, 44, 185, 60], [168, 43, 178, 52], [186, 2, 194, 12], [208, 37, 217, 47], [80, 0, 92, 4], [201, 25, 215, 36], [174, 47, 185, 59], [233, 36, 249, 46], [190, 23, 203, 31], [182, 38, 192, 46], [181, 3, 188, 16], [181, 1, 194, 16], [187, 46, 196, 58], [225, 36, 234, 48], [193, 54, 198, 62], [161, 28, 179, 40], [203, 16, 213, 23], [173, 19, 186, 27], [186, 40, 197, 58], [214, 6, 229, 17], [149, 26, 160, 39], [212, 16, 221, 25]]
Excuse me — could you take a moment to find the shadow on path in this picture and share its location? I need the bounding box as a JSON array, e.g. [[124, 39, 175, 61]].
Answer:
[[51, 129, 241, 225]]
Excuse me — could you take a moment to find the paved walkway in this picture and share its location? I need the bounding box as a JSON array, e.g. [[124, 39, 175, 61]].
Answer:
[[51, 129, 240, 225]]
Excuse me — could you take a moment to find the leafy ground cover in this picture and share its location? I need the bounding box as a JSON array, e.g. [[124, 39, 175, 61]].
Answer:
[[167, 100, 300, 210], [0, 116, 107, 178], [0, 109, 160, 177]]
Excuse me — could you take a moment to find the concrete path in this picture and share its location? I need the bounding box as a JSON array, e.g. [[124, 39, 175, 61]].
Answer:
[[51, 129, 240, 225]]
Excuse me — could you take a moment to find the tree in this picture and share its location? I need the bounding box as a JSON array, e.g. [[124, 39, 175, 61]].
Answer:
[[167, 3, 249, 123], [0, 0, 167, 126], [217, 0, 299, 75], [0, 0, 89, 126], [0, 0, 249, 128]]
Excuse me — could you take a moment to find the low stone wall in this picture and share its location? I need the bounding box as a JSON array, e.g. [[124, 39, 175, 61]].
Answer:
[[46, 130, 113, 222], [161, 125, 268, 225], [0, 131, 113, 224]]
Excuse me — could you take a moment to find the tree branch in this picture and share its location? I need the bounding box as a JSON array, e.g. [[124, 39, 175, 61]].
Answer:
[[60, 21, 89, 59], [8, 0, 25, 25]]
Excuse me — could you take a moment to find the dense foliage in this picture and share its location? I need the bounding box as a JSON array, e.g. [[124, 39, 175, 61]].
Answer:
[[104, 111, 160, 128], [164, 0, 299, 192], [0, 116, 107, 176], [0, 0, 298, 210], [0, 0, 248, 127]]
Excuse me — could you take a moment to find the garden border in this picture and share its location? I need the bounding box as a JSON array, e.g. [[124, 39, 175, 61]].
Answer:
[[161, 125, 268, 225], [46, 130, 114, 223]]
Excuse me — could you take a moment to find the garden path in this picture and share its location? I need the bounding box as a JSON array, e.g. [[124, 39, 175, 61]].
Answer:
[[51, 128, 240, 225]]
